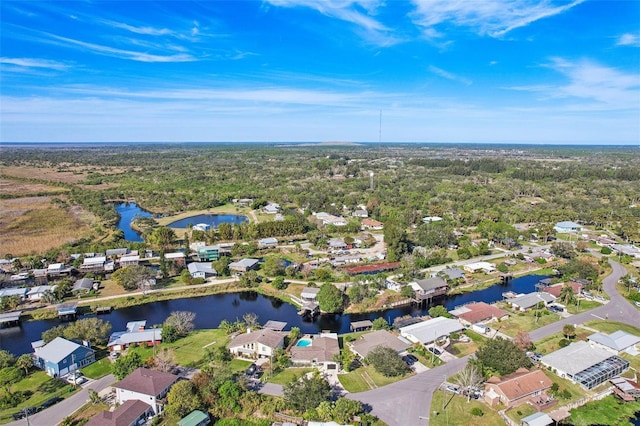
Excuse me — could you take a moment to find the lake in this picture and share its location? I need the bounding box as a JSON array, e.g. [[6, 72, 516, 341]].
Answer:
[[115, 203, 152, 242], [166, 214, 248, 229], [0, 274, 546, 356]]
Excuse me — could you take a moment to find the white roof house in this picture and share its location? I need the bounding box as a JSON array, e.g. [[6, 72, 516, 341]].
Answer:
[[507, 292, 556, 311], [27, 285, 55, 301], [464, 262, 496, 273], [83, 256, 106, 265], [588, 331, 640, 355], [554, 221, 583, 233], [0, 287, 28, 299], [187, 262, 217, 278], [164, 252, 186, 260], [399, 317, 464, 345], [540, 341, 629, 389], [229, 258, 260, 272], [258, 237, 278, 247]]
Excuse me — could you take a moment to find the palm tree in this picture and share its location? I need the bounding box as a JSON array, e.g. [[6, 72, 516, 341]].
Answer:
[[559, 286, 575, 305], [15, 354, 33, 376]]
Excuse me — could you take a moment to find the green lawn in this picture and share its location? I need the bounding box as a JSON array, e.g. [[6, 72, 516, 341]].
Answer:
[[568, 395, 640, 426], [533, 329, 592, 355], [338, 365, 410, 392], [585, 320, 640, 336], [543, 370, 588, 405], [81, 357, 112, 379], [499, 310, 561, 337], [506, 404, 537, 424], [430, 390, 504, 426], [566, 300, 602, 314], [0, 371, 79, 424], [338, 370, 371, 392], [229, 358, 253, 374], [268, 367, 315, 385]]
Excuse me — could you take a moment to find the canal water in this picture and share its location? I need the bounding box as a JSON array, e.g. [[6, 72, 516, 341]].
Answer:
[[0, 274, 546, 356]]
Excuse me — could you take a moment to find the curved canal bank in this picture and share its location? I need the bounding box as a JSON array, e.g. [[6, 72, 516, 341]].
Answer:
[[0, 273, 547, 356]]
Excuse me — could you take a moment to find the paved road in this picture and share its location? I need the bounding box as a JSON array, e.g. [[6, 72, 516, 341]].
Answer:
[[348, 258, 638, 426], [6, 375, 115, 426]]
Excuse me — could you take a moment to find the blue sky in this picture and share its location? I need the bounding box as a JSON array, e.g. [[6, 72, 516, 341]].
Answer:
[[1, 0, 639, 144]]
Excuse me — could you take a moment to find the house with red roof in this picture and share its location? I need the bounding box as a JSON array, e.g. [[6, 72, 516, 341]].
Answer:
[[484, 368, 555, 410], [449, 302, 509, 325]]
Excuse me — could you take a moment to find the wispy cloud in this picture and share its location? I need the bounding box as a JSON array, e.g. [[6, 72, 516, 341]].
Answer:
[[616, 33, 640, 47], [509, 57, 640, 110], [411, 0, 585, 38], [428, 65, 472, 85], [266, 0, 401, 45], [0, 57, 70, 70], [100, 20, 173, 36], [45, 33, 197, 63]]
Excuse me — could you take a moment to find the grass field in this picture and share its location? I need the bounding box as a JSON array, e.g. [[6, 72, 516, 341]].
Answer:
[[0, 196, 93, 257], [499, 310, 561, 337], [268, 367, 315, 385], [0, 177, 69, 197], [566, 299, 602, 314], [585, 320, 640, 335], [568, 395, 640, 426], [0, 371, 79, 424], [505, 404, 537, 424], [533, 328, 592, 355], [338, 365, 411, 392], [81, 357, 112, 379], [430, 390, 504, 426]]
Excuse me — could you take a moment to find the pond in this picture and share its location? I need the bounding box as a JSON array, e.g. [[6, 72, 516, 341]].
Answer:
[[115, 203, 152, 242], [166, 213, 248, 229], [0, 273, 547, 356]]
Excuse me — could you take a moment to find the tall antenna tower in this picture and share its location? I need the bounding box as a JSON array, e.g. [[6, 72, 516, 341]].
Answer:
[[370, 171, 375, 191], [378, 110, 382, 144]]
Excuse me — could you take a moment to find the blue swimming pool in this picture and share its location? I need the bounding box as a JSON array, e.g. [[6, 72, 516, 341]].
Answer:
[[296, 338, 312, 347]]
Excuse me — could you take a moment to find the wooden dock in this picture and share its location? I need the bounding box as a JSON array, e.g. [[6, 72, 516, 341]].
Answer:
[[95, 306, 112, 314]]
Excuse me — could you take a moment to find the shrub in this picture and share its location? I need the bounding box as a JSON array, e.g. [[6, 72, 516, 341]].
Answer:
[[559, 389, 572, 399], [470, 407, 484, 417], [558, 339, 570, 348], [600, 247, 612, 255]]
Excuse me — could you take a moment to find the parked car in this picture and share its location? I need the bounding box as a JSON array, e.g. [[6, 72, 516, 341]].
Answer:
[[405, 354, 419, 363], [444, 384, 460, 394], [548, 305, 564, 313], [427, 347, 442, 356], [39, 396, 63, 410], [402, 355, 415, 366], [66, 372, 86, 385], [12, 407, 37, 420], [245, 363, 259, 377]]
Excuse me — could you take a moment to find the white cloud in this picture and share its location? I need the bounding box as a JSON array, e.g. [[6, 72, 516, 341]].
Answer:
[[101, 20, 173, 36], [616, 33, 640, 47], [410, 0, 585, 38], [509, 58, 640, 111], [45, 33, 197, 62], [0, 57, 70, 70], [428, 65, 472, 85], [266, 0, 401, 45]]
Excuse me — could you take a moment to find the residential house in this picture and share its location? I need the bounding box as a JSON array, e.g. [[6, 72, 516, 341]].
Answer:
[[484, 368, 554, 409], [106, 248, 129, 258], [80, 256, 106, 272], [108, 321, 162, 353], [349, 330, 411, 359], [507, 292, 556, 311], [409, 276, 448, 301], [540, 341, 630, 389], [554, 221, 583, 233], [258, 237, 278, 248], [464, 262, 496, 274], [227, 328, 285, 358], [196, 245, 219, 262], [119, 255, 140, 267], [587, 330, 640, 355], [541, 281, 584, 298], [352, 209, 368, 218], [46, 263, 66, 276], [263, 203, 281, 214], [315, 212, 347, 227], [187, 262, 217, 279], [229, 258, 260, 273], [384, 279, 403, 292], [72, 277, 95, 293], [115, 367, 179, 414], [164, 252, 186, 264], [361, 218, 383, 230], [33, 337, 95, 378], [290, 333, 340, 371], [610, 244, 640, 259], [301, 287, 320, 302], [438, 268, 466, 282], [399, 317, 464, 346], [328, 238, 347, 251], [450, 302, 509, 325], [86, 400, 154, 426], [0, 287, 28, 301], [27, 285, 55, 302]]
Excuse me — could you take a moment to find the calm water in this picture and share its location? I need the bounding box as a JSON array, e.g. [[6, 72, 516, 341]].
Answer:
[[115, 203, 152, 242], [166, 214, 248, 229], [0, 274, 546, 356]]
